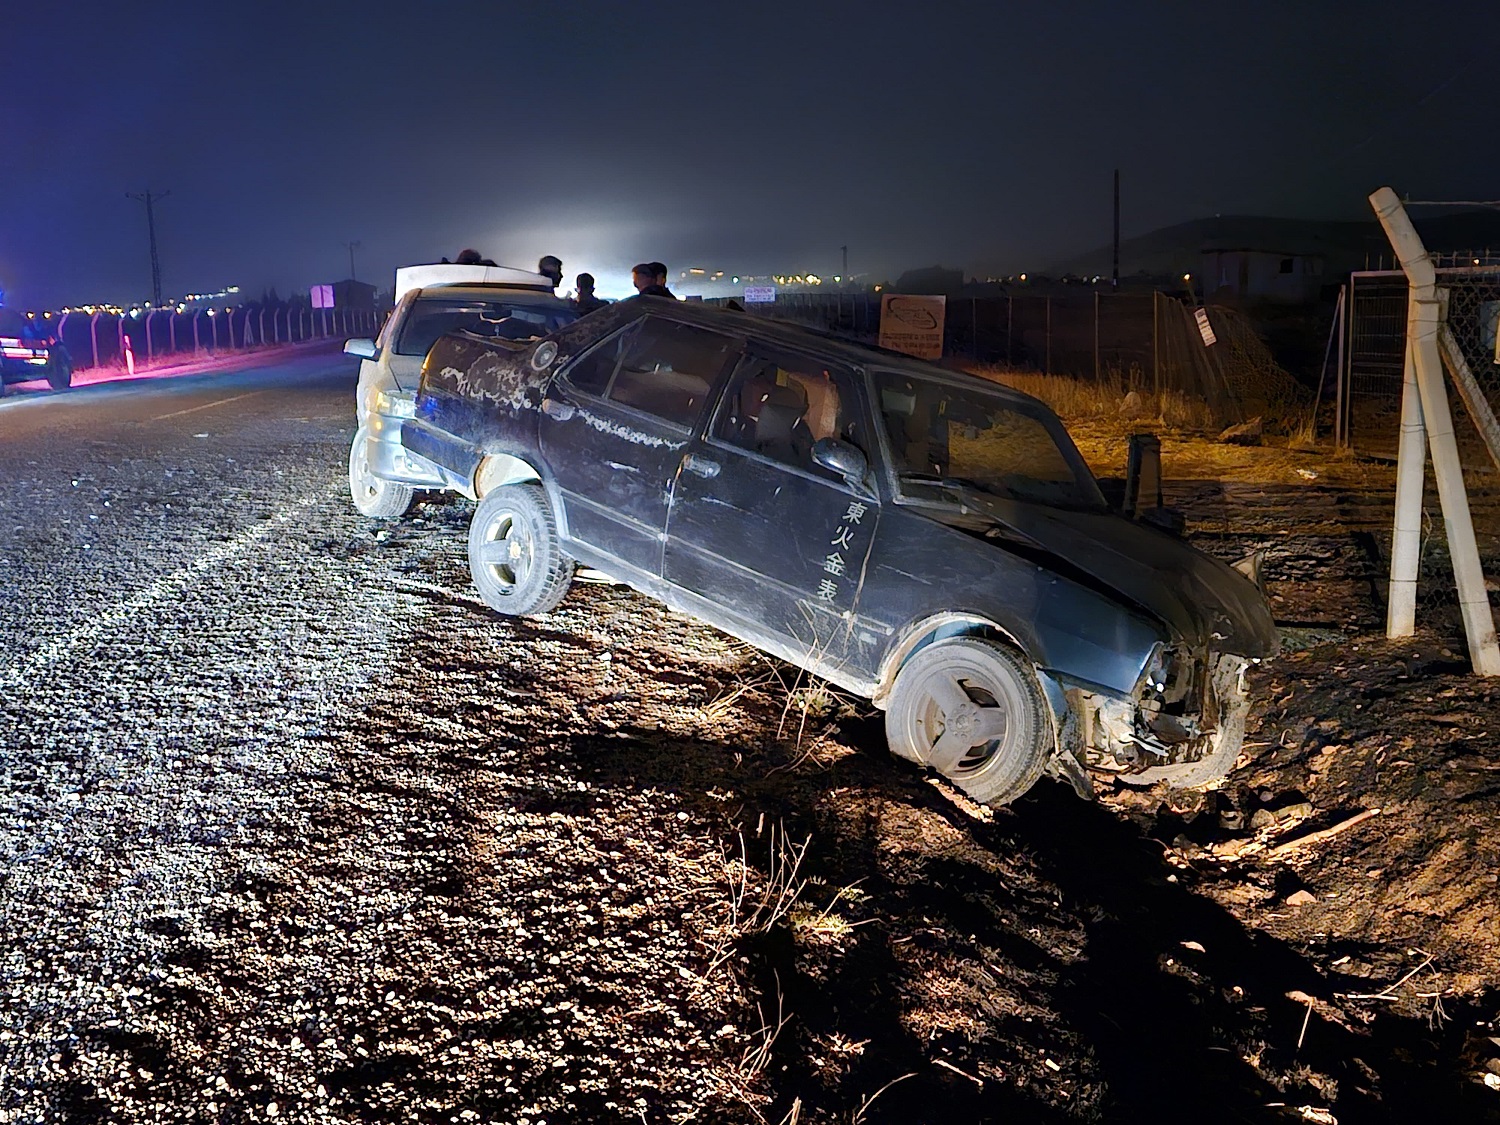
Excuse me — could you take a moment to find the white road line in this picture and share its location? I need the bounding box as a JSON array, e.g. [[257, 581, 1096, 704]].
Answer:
[[0, 488, 325, 693], [153, 390, 263, 419]]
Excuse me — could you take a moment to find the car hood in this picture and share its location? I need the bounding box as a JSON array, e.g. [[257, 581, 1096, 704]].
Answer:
[[932, 496, 1278, 658]]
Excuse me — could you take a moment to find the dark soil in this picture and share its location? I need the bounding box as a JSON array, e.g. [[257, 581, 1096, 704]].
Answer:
[[2, 354, 1498, 1123]]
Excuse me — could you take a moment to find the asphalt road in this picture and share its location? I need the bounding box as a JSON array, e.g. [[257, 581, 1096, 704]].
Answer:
[[0, 346, 751, 1121]]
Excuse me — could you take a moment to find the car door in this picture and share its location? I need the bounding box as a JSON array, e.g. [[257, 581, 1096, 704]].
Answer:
[[539, 314, 739, 579], [664, 343, 882, 672]]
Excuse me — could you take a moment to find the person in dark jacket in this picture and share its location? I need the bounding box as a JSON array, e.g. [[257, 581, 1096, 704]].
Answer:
[[631, 261, 676, 299], [574, 273, 607, 315]]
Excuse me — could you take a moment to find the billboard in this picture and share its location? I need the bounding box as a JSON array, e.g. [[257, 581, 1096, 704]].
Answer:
[[877, 294, 946, 359], [311, 284, 335, 309], [743, 285, 776, 304]]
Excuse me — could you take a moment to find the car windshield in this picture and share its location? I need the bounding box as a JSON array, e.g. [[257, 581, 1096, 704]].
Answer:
[[874, 369, 1106, 511], [394, 297, 576, 356]]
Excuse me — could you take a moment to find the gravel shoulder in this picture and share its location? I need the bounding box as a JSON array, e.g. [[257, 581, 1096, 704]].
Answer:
[[1, 360, 1497, 1123]]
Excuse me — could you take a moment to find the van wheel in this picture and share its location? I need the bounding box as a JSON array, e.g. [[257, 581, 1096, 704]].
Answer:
[[468, 483, 574, 616], [885, 638, 1050, 806], [348, 428, 414, 519]]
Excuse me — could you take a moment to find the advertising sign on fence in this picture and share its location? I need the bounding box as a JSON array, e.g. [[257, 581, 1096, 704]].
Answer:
[[878, 294, 946, 359], [311, 284, 335, 310], [1194, 307, 1217, 347], [743, 285, 776, 304]]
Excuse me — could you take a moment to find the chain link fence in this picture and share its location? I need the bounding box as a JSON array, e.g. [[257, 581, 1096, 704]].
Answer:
[[715, 291, 1307, 427], [1342, 258, 1500, 630]]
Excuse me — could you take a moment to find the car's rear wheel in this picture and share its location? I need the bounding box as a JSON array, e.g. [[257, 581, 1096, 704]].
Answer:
[[885, 638, 1051, 806], [468, 483, 574, 616], [46, 351, 72, 391], [348, 428, 415, 519]]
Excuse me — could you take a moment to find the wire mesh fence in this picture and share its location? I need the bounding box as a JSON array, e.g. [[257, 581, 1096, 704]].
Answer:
[[715, 291, 1308, 427], [1342, 259, 1500, 632], [43, 305, 383, 374]]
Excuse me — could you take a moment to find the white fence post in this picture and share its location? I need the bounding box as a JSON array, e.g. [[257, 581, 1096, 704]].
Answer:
[[1371, 186, 1500, 673]]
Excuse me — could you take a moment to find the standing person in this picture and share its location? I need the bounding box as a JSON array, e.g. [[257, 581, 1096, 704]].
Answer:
[[574, 273, 607, 315], [538, 255, 564, 292], [631, 261, 676, 299]]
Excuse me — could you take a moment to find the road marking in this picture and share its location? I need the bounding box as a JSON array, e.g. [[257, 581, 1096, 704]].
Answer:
[[153, 390, 263, 419], [0, 488, 324, 692]]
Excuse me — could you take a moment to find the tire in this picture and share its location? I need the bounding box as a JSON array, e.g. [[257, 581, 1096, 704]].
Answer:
[[1121, 660, 1250, 790], [348, 428, 415, 519], [885, 638, 1051, 806], [46, 350, 72, 391], [468, 483, 574, 616]]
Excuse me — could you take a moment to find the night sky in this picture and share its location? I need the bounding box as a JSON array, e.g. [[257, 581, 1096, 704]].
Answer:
[[3, 1, 1496, 308]]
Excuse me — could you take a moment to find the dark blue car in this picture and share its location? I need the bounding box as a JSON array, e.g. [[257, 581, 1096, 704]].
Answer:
[[391, 298, 1277, 807], [0, 308, 71, 395]]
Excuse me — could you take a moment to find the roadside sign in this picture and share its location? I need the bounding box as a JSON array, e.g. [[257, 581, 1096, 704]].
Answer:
[[1194, 307, 1217, 346], [878, 294, 946, 359], [311, 284, 335, 309], [743, 285, 776, 304]]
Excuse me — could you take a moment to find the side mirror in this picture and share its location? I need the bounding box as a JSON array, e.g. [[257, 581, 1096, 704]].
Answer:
[[811, 437, 868, 487], [344, 338, 378, 360]]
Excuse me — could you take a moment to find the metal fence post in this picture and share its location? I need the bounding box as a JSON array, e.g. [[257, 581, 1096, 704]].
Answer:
[[89, 312, 100, 368], [1045, 296, 1052, 375], [1005, 296, 1013, 366], [210, 312, 219, 351], [193, 311, 201, 353], [169, 312, 177, 354], [1152, 290, 1160, 396], [145, 310, 156, 362], [1093, 290, 1100, 382]]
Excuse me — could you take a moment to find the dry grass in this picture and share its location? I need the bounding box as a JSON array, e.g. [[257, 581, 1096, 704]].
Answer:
[[960, 361, 1396, 491]]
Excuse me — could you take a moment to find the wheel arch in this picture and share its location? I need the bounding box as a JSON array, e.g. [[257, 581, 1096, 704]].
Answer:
[[473, 452, 543, 498], [874, 612, 1028, 707]]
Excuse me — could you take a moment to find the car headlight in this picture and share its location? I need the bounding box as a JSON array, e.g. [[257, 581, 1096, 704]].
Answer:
[[373, 389, 416, 418]]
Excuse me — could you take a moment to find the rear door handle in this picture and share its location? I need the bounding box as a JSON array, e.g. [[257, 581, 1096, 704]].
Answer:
[[683, 454, 720, 478]]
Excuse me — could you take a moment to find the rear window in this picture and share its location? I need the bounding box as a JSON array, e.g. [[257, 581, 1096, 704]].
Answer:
[[394, 297, 576, 356]]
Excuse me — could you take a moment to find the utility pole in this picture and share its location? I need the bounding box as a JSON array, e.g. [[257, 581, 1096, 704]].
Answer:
[[1112, 169, 1120, 289], [343, 240, 362, 282], [126, 189, 170, 306]]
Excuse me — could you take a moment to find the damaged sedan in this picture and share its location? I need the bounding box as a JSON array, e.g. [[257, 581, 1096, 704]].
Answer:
[[382, 298, 1277, 806]]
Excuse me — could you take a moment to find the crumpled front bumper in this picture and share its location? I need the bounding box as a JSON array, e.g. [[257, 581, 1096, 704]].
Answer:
[[361, 410, 448, 487]]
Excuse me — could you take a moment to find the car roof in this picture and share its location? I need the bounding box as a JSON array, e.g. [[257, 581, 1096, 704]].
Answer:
[[410, 285, 574, 310], [395, 262, 555, 303]]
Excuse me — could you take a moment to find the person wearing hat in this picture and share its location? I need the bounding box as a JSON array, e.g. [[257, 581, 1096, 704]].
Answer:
[[631, 262, 675, 299], [574, 273, 607, 315]]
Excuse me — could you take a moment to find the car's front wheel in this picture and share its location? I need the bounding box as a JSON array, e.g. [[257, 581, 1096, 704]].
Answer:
[[348, 428, 415, 519], [468, 483, 574, 616], [885, 638, 1051, 806]]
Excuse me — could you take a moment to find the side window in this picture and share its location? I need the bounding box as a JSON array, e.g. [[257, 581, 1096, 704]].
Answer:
[[713, 351, 866, 479], [559, 320, 642, 397], [606, 318, 736, 429]]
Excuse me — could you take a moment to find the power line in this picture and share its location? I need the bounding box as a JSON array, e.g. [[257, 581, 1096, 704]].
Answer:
[[126, 189, 170, 306]]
